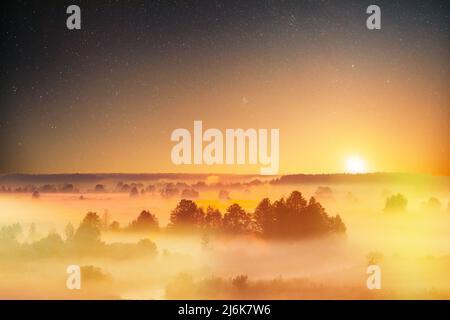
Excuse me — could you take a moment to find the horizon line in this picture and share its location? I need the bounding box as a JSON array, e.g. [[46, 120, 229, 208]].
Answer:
[[0, 171, 448, 177]]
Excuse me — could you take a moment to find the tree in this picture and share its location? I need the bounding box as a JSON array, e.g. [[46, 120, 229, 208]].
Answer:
[[181, 189, 199, 199], [254, 191, 346, 239], [272, 198, 287, 237], [232, 275, 248, 290], [32, 232, 64, 255], [223, 204, 252, 234], [73, 212, 102, 245], [204, 206, 222, 231], [169, 199, 204, 230], [115, 181, 124, 191], [314, 186, 334, 200], [253, 198, 275, 237], [137, 238, 158, 257], [285, 191, 309, 236], [286, 191, 307, 211], [94, 184, 106, 192], [109, 221, 120, 232], [80, 265, 111, 282], [60, 184, 75, 193], [0, 223, 22, 246], [424, 197, 441, 211], [330, 214, 346, 234], [384, 193, 407, 213], [129, 187, 139, 198], [160, 184, 179, 199], [302, 197, 329, 235], [128, 210, 159, 232]]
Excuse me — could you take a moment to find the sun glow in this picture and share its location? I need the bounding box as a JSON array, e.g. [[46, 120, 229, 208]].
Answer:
[[345, 155, 367, 174]]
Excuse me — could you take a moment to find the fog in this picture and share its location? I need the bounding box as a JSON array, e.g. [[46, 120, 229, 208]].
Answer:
[[0, 178, 449, 299]]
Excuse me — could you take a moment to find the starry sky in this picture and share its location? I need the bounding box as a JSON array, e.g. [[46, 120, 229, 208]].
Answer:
[[1, 0, 449, 175]]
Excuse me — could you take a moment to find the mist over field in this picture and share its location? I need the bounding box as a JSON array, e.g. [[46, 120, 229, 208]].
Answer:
[[0, 173, 449, 299]]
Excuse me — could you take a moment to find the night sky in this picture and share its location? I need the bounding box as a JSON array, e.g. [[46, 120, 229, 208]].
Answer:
[[1, 0, 449, 174]]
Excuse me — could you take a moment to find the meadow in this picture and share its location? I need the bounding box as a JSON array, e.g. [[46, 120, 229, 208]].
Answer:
[[0, 173, 449, 299]]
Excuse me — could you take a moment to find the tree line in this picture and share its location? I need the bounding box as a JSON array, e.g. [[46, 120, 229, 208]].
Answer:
[[106, 190, 346, 239]]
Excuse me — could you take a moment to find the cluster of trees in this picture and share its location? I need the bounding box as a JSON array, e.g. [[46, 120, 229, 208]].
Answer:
[[0, 212, 157, 259], [0, 178, 264, 198], [1, 191, 345, 249], [314, 186, 334, 200], [384, 193, 408, 213], [167, 191, 346, 239], [384, 193, 448, 214], [92, 190, 346, 240], [109, 181, 220, 198], [86, 182, 202, 199], [0, 183, 79, 194]]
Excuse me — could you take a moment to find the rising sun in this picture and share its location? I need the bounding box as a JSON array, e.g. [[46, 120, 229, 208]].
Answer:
[[345, 155, 367, 174]]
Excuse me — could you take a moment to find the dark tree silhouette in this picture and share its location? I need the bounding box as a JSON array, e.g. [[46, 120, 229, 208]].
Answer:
[[181, 189, 199, 199], [253, 191, 346, 239], [160, 184, 179, 199], [330, 214, 346, 234], [94, 184, 106, 192], [232, 275, 249, 289], [286, 191, 308, 211], [60, 184, 75, 193], [167, 190, 346, 239], [223, 204, 253, 234], [128, 210, 159, 232], [73, 212, 102, 245], [204, 206, 222, 231], [253, 198, 275, 237], [169, 199, 204, 230], [314, 186, 334, 200]]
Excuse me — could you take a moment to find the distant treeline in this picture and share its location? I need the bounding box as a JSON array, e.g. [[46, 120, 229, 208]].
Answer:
[[272, 172, 446, 185], [1, 172, 446, 195], [1, 172, 446, 186], [0, 180, 262, 196]]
